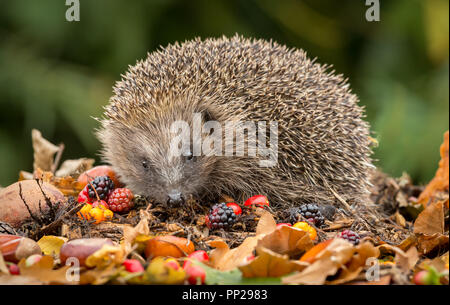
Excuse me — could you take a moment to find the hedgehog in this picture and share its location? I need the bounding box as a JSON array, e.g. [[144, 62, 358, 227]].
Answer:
[[97, 35, 374, 208]]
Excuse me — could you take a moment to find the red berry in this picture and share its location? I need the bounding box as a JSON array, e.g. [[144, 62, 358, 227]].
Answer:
[[244, 254, 255, 263], [6, 263, 20, 275], [165, 258, 181, 270], [244, 195, 269, 208], [123, 259, 144, 273], [77, 185, 91, 204], [185, 265, 206, 285], [277, 223, 292, 227], [188, 250, 209, 262], [183, 250, 209, 269], [226, 202, 242, 215], [337, 230, 360, 245], [92, 200, 109, 209], [107, 188, 134, 213]]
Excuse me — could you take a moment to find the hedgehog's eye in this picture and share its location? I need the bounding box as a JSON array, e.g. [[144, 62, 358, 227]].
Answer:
[[184, 151, 197, 162], [142, 160, 149, 169]]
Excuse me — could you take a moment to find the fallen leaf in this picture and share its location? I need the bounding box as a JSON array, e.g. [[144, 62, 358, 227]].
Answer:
[[417, 131, 449, 208], [121, 209, 151, 255], [209, 211, 278, 271], [32, 129, 61, 172], [55, 158, 95, 178], [208, 237, 258, 271], [239, 247, 307, 278], [0, 252, 9, 274], [79, 263, 119, 285], [378, 244, 419, 272], [255, 210, 277, 236], [37, 235, 67, 256], [18, 255, 74, 284], [414, 200, 444, 235], [256, 225, 314, 257], [33, 169, 85, 197], [85, 244, 125, 269], [282, 238, 355, 285], [416, 233, 449, 255]]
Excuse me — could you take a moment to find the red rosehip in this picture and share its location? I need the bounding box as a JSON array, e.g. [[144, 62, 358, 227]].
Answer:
[[183, 250, 209, 269], [244, 195, 269, 208], [92, 200, 109, 210], [77, 185, 91, 204], [123, 259, 144, 273], [185, 265, 206, 285], [226, 202, 242, 215], [277, 223, 292, 227], [6, 262, 20, 275], [165, 258, 181, 270]]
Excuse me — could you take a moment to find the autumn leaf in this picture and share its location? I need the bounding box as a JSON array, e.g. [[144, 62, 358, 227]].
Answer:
[[17, 255, 75, 285], [85, 244, 125, 269], [257, 225, 314, 258], [414, 200, 445, 235], [37, 235, 67, 256], [121, 209, 151, 255], [417, 131, 449, 208], [32, 129, 62, 173], [239, 247, 307, 278], [55, 158, 95, 178], [282, 239, 380, 285]]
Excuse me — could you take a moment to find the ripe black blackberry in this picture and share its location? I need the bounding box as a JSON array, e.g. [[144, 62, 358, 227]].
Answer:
[[290, 204, 325, 227], [87, 176, 115, 200], [337, 230, 360, 245], [206, 203, 237, 230]]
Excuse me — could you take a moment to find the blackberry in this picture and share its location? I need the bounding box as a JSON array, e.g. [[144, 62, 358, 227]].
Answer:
[[290, 204, 325, 227], [206, 203, 237, 230], [87, 176, 115, 200], [337, 230, 360, 245]]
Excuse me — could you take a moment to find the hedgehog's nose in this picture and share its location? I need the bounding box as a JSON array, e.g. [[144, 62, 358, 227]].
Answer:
[[167, 191, 185, 205]]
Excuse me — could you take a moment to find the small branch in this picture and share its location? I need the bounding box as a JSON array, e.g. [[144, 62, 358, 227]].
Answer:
[[30, 202, 83, 239]]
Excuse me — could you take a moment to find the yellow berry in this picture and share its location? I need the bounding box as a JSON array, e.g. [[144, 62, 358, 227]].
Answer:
[[103, 209, 114, 221], [89, 207, 105, 224], [293, 221, 317, 240]]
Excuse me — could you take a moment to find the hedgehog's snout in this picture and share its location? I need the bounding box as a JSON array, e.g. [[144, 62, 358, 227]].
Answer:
[[167, 189, 185, 206]]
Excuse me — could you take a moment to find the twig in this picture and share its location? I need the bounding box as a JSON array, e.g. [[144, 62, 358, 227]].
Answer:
[[30, 202, 83, 239], [328, 186, 377, 230]]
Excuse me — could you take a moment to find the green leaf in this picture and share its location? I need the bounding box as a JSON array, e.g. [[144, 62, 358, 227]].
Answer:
[[193, 261, 282, 285]]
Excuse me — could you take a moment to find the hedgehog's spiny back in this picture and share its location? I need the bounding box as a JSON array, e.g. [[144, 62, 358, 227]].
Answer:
[[101, 35, 373, 207]]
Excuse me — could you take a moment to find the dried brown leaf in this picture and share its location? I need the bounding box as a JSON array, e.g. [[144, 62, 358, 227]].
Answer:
[[282, 238, 355, 285], [55, 158, 95, 178], [32, 129, 61, 172], [257, 225, 314, 257], [414, 200, 444, 235], [239, 247, 307, 278]]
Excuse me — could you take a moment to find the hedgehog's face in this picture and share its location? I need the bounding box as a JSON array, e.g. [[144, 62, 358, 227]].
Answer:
[[102, 112, 217, 206]]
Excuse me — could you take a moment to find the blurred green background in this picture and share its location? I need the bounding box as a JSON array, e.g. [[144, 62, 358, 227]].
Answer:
[[0, 0, 448, 187]]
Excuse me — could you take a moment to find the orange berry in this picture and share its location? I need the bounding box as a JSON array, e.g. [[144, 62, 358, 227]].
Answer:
[[293, 221, 317, 240], [89, 207, 105, 224], [77, 204, 92, 220]]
